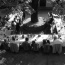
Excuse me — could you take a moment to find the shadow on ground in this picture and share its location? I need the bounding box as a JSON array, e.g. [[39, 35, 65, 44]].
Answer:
[[0, 48, 65, 65]]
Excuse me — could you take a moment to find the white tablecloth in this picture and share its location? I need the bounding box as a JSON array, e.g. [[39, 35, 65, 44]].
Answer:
[[8, 34, 65, 48]]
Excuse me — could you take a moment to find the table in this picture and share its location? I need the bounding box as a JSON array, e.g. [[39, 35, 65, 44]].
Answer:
[[8, 34, 65, 48]]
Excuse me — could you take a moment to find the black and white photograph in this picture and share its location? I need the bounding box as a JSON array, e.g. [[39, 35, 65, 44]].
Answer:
[[0, 0, 65, 65]]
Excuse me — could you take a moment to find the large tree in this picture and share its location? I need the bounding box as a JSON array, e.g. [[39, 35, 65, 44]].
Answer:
[[0, 0, 39, 23], [31, 0, 39, 23]]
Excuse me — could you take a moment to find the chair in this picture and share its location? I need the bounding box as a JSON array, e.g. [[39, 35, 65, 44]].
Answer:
[[52, 36, 62, 54], [31, 41, 39, 51], [43, 40, 51, 53], [10, 36, 19, 53], [22, 37, 30, 51], [43, 39, 47, 45], [10, 43, 15, 52], [2, 39, 9, 51], [22, 42, 30, 51], [52, 44, 62, 54], [10, 43, 19, 53]]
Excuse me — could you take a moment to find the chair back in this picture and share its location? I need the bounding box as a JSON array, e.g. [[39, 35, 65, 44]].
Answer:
[[22, 41, 30, 51], [43, 39, 46, 45], [10, 43, 19, 53], [31, 41, 39, 51]]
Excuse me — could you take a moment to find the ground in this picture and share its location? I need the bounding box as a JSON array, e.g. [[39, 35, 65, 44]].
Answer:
[[1, 49, 65, 65]]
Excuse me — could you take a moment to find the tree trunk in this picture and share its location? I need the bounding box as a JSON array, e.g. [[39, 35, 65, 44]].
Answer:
[[31, 0, 39, 23]]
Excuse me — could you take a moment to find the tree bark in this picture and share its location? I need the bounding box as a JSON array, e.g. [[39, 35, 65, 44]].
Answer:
[[31, 0, 39, 23]]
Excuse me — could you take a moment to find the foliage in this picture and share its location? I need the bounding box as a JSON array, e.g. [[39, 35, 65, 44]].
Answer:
[[52, 0, 65, 15]]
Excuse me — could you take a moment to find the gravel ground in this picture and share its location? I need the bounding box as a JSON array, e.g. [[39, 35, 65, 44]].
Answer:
[[0, 49, 65, 65]]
